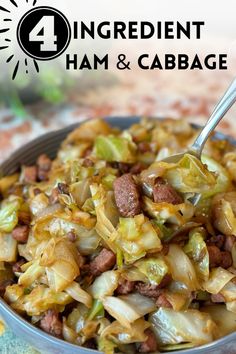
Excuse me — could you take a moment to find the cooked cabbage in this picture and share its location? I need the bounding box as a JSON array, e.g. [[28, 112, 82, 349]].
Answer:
[[203, 267, 235, 294], [212, 192, 236, 235], [94, 136, 136, 163], [102, 294, 156, 328], [65, 282, 92, 308], [89, 271, 119, 299], [165, 154, 217, 194], [116, 214, 162, 264], [2, 118, 236, 353], [150, 308, 216, 345], [134, 257, 168, 285], [43, 239, 80, 292], [143, 197, 194, 226], [165, 244, 199, 291], [184, 228, 209, 281], [202, 305, 236, 337], [0, 233, 18, 262], [0, 198, 21, 233]]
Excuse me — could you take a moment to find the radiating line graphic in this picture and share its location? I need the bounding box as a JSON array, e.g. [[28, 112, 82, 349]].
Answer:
[[0, 29, 10, 33], [1, 0, 40, 79], [0, 45, 9, 50], [9, 0, 18, 8], [0, 46, 9, 51], [0, 6, 11, 13], [6, 54, 14, 63], [12, 60, 19, 80], [25, 58, 28, 74], [33, 59, 39, 73]]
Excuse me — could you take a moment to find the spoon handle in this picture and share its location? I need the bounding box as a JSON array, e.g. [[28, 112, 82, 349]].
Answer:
[[189, 78, 236, 158]]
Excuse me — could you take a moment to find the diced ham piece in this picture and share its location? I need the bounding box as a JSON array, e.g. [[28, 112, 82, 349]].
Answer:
[[116, 278, 135, 295], [12, 259, 26, 273], [220, 251, 233, 269], [90, 248, 116, 276], [224, 235, 235, 252], [153, 179, 183, 205], [207, 235, 225, 249], [137, 329, 158, 353], [23, 166, 37, 184], [39, 309, 62, 338], [207, 245, 222, 267], [156, 293, 172, 308], [114, 173, 141, 217], [211, 293, 225, 303], [37, 154, 52, 181], [12, 225, 29, 243]]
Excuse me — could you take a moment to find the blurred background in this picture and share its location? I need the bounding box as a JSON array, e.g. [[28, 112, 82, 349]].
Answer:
[[0, 0, 235, 164]]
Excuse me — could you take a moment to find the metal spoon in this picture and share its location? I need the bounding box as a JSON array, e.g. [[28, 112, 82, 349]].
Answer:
[[162, 77, 236, 204]]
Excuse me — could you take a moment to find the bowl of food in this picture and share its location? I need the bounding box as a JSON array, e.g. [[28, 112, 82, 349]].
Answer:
[[0, 117, 236, 354]]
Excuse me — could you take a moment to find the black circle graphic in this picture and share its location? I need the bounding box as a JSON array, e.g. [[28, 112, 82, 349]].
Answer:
[[17, 6, 71, 61]]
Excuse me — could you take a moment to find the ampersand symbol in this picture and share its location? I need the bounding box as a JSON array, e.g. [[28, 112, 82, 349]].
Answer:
[[117, 54, 131, 70]]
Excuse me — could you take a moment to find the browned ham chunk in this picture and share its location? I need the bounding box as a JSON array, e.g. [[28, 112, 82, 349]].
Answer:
[[130, 162, 147, 175], [39, 309, 62, 338], [12, 259, 26, 273], [37, 154, 52, 181], [135, 283, 162, 298], [138, 142, 151, 153], [33, 188, 42, 196], [221, 251, 233, 269], [135, 275, 172, 299], [153, 180, 183, 205], [23, 166, 37, 184], [116, 279, 135, 295], [207, 235, 225, 249], [224, 235, 235, 252], [49, 188, 59, 204], [90, 248, 116, 276], [114, 173, 141, 217], [0, 280, 14, 295], [18, 210, 31, 226], [207, 245, 222, 267], [137, 329, 158, 353], [156, 293, 172, 308], [211, 293, 225, 303], [66, 231, 77, 242], [57, 183, 70, 195], [12, 225, 29, 243], [82, 158, 94, 167]]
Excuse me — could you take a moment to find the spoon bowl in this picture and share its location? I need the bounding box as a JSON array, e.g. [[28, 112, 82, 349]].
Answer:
[[161, 78, 236, 205]]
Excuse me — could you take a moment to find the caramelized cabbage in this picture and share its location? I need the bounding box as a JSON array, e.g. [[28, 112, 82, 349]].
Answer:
[[203, 267, 235, 294], [165, 244, 199, 291], [89, 271, 119, 299], [0, 198, 21, 233], [150, 308, 216, 346], [0, 233, 18, 262], [94, 136, 136, 163], [116, 214, 162, 264], [134, 257, 168, 285], [103, 294, 156, 328], [184, 228, 209, 281], [202, 305, 236, 337], [43, 239, 80, 292]]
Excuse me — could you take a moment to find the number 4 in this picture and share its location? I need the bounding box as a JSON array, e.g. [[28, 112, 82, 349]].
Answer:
[[29, 16, 57, 52]]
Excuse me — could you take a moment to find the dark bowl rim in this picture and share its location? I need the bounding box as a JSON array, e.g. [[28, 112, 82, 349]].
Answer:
[[0, 115, 236, 354]]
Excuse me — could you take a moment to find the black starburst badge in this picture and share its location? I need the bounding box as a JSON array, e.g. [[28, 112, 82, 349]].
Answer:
[[0, 1, 71, 80]]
